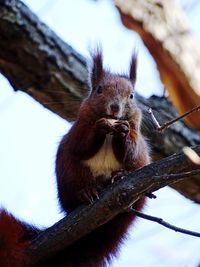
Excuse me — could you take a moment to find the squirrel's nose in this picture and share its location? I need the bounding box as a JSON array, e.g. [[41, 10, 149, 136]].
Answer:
[[110, 102, 120, 113]]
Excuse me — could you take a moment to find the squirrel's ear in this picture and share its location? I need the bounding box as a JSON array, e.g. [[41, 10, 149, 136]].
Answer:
[[129, 52, 137, 86], [90, 48, 104, 88]]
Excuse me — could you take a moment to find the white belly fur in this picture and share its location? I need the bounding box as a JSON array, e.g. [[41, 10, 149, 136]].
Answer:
[[83, 134, 122, 179]]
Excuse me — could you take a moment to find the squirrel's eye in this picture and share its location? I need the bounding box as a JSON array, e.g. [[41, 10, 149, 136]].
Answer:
[[96, 85, 103, 94], [130, 93, 134, 99]]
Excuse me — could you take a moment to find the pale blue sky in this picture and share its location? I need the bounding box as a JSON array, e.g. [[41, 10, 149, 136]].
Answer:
[[0, 1, 200, 266]]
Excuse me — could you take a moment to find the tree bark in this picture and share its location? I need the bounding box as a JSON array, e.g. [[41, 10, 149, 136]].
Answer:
[[115, 0, 200, 130], [0, 0, 200, 201], [28, 147, 200, 266], [0, 0, 88, 121]]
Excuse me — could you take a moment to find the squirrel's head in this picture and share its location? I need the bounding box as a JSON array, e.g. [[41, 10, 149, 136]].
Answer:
[[86, 48, 140, 121]]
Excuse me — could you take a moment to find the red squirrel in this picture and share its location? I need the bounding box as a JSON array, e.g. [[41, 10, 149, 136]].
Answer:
[[0, 49, 150, 267]]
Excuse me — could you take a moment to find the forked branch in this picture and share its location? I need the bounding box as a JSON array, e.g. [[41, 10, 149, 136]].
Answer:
[[148, 105, 200, 132], [27, 147, 200, 266], [130, 208, 200, 238]]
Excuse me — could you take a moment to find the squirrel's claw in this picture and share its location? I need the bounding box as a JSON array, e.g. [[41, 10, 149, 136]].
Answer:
[[79, 186, 99, 204]]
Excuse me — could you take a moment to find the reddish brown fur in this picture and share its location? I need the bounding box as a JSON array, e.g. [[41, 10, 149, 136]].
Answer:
[[0, 210, 39, 267], [0, 49, 150, 267], [55, 50, 150, 266]]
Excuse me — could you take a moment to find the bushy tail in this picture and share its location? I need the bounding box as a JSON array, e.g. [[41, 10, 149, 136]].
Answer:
[[0, 198, 145, 267], [0, 209, 39, 267]]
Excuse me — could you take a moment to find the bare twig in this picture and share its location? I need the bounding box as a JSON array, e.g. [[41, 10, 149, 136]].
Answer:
[[147, 108, 162, 130], [27, 147, 200, 265], [153, 169, 200, 180], [130, 208, 200, 238], [116, 0, 200, 129], [148, 105, 200, 132]]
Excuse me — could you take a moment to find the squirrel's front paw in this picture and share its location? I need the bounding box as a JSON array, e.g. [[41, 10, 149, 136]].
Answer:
[[95, 118, 113, 135], [113, 120, 130, 138], [78, 186, 99, 204], [111, 169, 130, 183]]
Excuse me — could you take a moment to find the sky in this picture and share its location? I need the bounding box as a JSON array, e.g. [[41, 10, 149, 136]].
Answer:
[[0, 0, 200, 266]]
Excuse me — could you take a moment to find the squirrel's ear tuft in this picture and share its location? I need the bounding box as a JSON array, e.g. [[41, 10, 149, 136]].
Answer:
[[90, 47, 104, 88], [129, 52, 137, 86]]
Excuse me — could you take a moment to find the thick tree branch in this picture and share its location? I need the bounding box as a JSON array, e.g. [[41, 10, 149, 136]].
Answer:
[[27, 147, 200, 266], [115, 0, 200, 130], [0, 0, 88, 121], [0, 0, 200, 201], [139, 96, 200, 202]]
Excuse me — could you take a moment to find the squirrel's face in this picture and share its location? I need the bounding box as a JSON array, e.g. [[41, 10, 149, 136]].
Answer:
[[86, 48, 139, 121], [89, 74, 139, 121]]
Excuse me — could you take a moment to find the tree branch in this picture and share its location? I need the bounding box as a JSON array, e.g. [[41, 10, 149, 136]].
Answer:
[[183, 147, 200, 165], [27, 147, 200, 266], [130, 208, 200, 238], [0, 0, 200, 201], [148, 105, 200, 132], [0, 0, 88, 121], [115, 0, 200, 130]]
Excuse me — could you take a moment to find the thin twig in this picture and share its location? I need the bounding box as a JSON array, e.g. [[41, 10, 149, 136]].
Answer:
[[130, 208, 200, 238], [148, 108, 162, 129], [148, 105, 200, 132], [153, 169, 200, 180], [27, 146, 200, 265]]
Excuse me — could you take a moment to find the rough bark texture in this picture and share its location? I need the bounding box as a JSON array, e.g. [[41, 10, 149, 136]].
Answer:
[[0, 0, 88, 121], [115, 0, 200, 130], [0, 0, 200, 201], [28, 147, 200, 266], [139, 95, 200, 201]]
